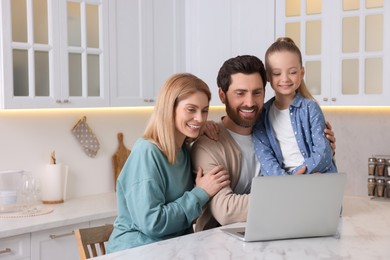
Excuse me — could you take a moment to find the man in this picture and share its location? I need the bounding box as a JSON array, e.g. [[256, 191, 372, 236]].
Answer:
[[190, 55, 336, 231]]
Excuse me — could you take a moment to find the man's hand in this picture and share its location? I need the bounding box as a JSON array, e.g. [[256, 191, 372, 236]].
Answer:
[[324, 121, 336, 155]]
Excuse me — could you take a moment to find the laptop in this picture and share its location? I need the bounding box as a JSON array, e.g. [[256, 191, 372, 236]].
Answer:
[[221, 172, 346, 242]]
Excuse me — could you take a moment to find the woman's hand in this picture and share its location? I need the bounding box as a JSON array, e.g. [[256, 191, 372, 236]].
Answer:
[[201, 120, 220, 141], [324, 121, 336, 155], [195, 165, 230, 197]]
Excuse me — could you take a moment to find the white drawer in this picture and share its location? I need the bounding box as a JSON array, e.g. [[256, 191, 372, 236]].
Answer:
[[0, 234, 30, 260]]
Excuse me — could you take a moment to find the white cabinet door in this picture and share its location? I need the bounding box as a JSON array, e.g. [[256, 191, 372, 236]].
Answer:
[[0, 0, 109, 109], [57, 0, 110, 108], [30, 222, 89, 260], [185, 0, 275, 105], [0, 234, 30, 260], [109, 0, 185, 107], [275, 0, 390, 106]]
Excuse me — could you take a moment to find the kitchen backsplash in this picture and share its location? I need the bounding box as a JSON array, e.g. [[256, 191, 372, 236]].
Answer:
[[1, 107, 390, 199]]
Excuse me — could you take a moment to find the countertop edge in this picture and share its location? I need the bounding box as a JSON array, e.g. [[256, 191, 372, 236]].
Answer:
[[0, 192, 117, 239]]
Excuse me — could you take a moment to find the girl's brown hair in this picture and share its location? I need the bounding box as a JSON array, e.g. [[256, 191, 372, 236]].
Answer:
[[265, 37, 315, 101]]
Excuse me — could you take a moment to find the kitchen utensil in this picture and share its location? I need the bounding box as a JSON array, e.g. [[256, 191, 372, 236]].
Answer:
[[112, 132, 131, 191], [0, 170, 24, 213], [71, 116, 100, 157], [41, 164, 68, 204]]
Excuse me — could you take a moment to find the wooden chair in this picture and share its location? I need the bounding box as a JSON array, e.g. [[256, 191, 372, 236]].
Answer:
[[74, 224, 114, 259]]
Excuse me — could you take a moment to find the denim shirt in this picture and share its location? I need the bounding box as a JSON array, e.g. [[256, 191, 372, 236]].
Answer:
[[253, 93, 337, 176]]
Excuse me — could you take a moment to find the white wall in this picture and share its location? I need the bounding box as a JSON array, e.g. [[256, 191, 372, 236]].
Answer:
[[1, 107, 389, 199], [321, 108, 390, 196], [0, 108, 155, 199]]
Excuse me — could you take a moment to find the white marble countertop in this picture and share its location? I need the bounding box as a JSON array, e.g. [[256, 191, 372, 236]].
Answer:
[[0, 192, 117, 238], [94, 196, 390, 260]]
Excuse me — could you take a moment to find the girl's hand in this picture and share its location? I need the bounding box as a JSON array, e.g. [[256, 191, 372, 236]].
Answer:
[[195, 166, 230, 197], [295, 166, 307, 175]]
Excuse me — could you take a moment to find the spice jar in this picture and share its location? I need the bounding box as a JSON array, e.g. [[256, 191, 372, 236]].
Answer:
[[368, 178, 376, 196], [368, 157, 377, 175], [386, 180, 390, 198], [376, 179, 385, 197], [376, 158, 386, 176], [386, 159, 390, 177]]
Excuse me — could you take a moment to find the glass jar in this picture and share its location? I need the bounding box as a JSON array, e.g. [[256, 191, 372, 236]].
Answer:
[[376, 179, 385, 197], [0, 170, 24, 213], [386, 180, 390, 198], [386, 159, 390, 177], [368, 178, 376, 196], [376, 158, 386, 176], [368, 157, 377, 175]]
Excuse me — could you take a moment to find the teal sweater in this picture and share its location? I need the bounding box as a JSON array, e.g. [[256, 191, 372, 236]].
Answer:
[[107, 138, 209, 252]]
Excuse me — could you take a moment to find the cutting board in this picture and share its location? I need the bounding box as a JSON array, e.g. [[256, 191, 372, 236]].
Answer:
[[112, 132, 131, 191]]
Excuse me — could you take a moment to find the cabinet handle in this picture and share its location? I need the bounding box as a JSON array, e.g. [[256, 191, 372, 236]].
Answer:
[[0, 248, 11, 255], [323, 98, 328, 102], [143, 98, 155, 102], [331, 97, 336, 102], [55, 99, 70, 104], [49, 231, 74, 239]]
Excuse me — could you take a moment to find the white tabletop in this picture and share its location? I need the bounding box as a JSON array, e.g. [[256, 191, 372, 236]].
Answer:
[[0, 192, 117, 238], [94, 196, 390, 260]]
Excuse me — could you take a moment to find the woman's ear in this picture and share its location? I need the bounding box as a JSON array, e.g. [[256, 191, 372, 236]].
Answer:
[[301, 67, 305, 78], [218, 88, 226, 104]]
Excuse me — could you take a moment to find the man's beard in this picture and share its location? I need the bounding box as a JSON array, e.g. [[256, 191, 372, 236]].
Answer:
[[225, 98, 260, 128]]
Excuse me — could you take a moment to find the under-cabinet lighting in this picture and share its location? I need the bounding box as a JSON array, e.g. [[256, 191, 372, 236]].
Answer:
[[2, 105, 390, 117], [0, 106, 154, 115]]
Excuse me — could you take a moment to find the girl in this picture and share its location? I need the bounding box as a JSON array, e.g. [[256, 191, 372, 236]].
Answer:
[[107, 73, 230, 252], [253, 37, 337, 176]]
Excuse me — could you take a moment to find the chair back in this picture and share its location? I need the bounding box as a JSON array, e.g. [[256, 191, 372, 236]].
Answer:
[[74, 224, 114, 259]]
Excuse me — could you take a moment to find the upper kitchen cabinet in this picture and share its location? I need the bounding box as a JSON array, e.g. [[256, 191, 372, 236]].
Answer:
[[185, 0, 275, 105], [275, 0, 390, 106], [109, 0, 186, 107], [0, 0, 109, 109]]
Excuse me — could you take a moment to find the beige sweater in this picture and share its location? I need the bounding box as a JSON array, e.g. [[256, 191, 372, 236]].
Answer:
[[190, 121, 249, 231]]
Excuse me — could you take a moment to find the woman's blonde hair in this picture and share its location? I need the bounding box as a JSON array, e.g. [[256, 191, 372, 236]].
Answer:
[[143, 73, 211, 164], [265, 37, 315, 101]]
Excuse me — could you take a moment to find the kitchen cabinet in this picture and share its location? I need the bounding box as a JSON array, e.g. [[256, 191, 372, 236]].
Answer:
[[0, 234, 30, 260], [30, 217, 115, 260], [0, 0, 110, 109], [4, 1, 387, 108], [0, 193, 117, 260], [1, 0, 274, 108], [30, 222, 89, 260], [108, 0, 186, 107], [110, 0, 276, 106], [275, 0, 390, 106], [185, 0, 275, 105], [1, 0, 184, 109]]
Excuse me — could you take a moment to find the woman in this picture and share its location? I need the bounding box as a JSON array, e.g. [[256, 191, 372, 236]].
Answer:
[[107, 73, 230, 252]]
